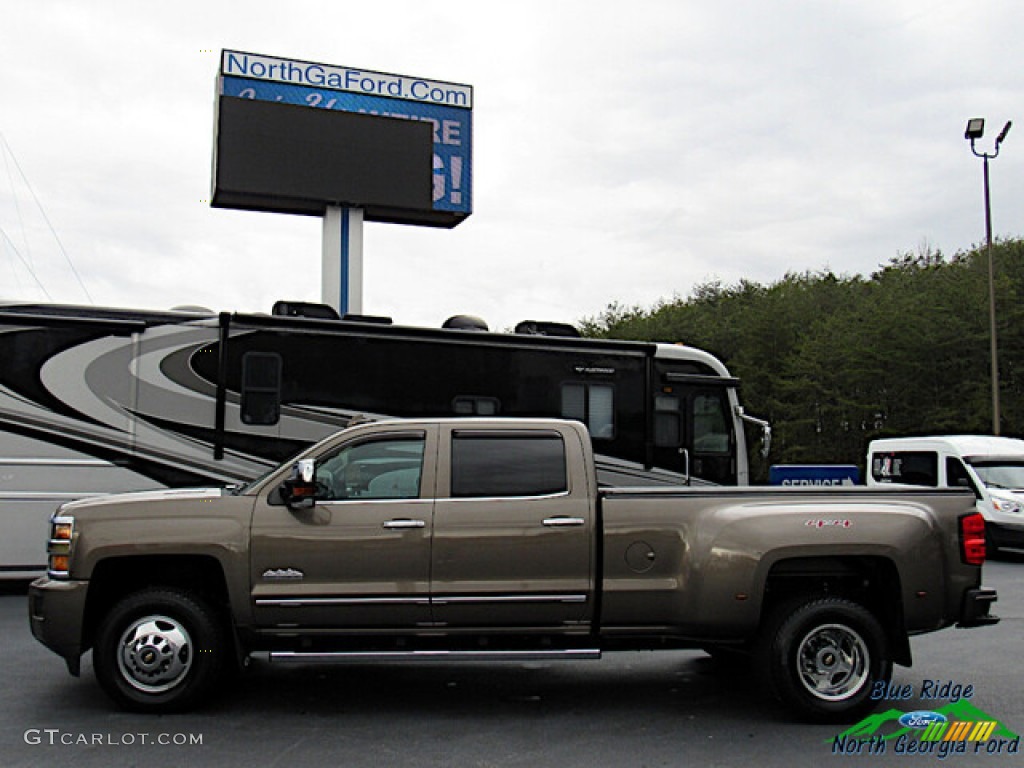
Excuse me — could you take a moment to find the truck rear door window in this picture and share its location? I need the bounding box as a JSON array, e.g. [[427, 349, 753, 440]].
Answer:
[[451, 434, 567, 498], [871, 451, 938, 486]]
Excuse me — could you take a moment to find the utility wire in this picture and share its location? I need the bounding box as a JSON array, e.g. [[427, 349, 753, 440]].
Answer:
[[0, 131, 94, 304], [0, 224, 53, 300], [2, 138, 32, 270]]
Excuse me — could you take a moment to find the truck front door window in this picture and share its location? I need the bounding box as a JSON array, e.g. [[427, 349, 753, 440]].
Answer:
[[316, 437, 425, 500], [946, 457, 978, 493]]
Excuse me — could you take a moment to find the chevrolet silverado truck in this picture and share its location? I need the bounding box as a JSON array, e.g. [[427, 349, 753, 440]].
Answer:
[[29, 418, 998, 722]]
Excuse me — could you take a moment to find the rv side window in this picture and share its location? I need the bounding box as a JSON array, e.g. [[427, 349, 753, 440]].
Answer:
[[560, 383, 615, 440], [654, 395, 682, 448], [693, 392, 730, 453], [451, 434, 567, 498], [452, 396, 501, 416], [241, 352, 282, 426], [871, 451, 938, 486]]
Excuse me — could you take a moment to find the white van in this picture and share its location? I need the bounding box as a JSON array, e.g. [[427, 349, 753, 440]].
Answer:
[[866, 435, 1024, 552]]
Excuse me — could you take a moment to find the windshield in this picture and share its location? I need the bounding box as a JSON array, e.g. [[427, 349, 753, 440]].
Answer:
[[968, 460, 1024, 490]]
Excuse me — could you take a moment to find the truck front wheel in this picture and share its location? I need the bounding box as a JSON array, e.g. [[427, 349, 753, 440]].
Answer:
[[762, 597, 891, 723], [93, 589, 227, 713]]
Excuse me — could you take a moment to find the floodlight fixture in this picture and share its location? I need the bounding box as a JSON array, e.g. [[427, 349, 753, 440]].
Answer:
[[965, 118, 985, 140], [996, 120, 1012, 147]]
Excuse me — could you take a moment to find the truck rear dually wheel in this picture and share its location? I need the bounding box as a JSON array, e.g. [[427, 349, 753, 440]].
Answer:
[[93, 588, 227, 713], [762, 597, 891, 723]]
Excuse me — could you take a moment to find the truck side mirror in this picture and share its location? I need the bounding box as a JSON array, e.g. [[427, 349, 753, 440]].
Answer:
[[280, 458, 317, 510]]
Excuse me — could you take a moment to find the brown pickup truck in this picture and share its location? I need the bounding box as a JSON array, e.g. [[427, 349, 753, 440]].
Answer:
[[29, 418, 998, 722]]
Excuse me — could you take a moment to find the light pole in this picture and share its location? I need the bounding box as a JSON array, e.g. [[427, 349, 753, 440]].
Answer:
[[965, 117, 1011, 436]]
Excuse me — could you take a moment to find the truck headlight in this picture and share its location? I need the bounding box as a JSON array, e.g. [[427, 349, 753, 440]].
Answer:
[[992, 497, 1022, 515], [47, 515, 75, 578]]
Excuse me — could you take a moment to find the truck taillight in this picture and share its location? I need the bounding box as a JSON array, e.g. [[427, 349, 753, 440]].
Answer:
[[959, 513, 987, 566]]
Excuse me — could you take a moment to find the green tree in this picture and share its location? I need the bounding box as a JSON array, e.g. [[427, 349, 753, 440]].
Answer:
[[582, 239, 1024, 481]]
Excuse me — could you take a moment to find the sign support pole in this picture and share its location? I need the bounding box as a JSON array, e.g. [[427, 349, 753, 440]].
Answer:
[[322, 205, 363, 316]]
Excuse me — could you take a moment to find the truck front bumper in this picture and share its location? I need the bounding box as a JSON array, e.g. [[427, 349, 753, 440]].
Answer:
[[28, 576, 89, 676], [957, 587, 999, 628], [988, 522, 1024, 551]]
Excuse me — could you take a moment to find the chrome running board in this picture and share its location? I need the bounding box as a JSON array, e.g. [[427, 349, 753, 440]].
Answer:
[[258, 648, 602, 664]]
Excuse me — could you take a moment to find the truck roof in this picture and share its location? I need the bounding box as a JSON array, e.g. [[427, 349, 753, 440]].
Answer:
[[347, 416, 590, 432]]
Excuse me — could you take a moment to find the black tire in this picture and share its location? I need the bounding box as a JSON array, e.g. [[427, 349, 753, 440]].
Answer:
[[760, 597, 891, 723], [93, 588, 228, 713]]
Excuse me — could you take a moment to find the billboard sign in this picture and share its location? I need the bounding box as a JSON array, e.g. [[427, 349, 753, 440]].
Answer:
[[216, 50, 472, 224]]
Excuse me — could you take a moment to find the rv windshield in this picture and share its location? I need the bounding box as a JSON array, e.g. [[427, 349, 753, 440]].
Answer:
[[968, 460, 1024, 490]]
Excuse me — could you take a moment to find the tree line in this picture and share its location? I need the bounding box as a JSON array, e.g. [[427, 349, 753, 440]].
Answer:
[[581, 239, 1024, 482]]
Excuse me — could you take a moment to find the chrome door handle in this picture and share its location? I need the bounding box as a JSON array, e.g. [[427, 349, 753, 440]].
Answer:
[[542, 517, 586, 527], [382, 519, 426, 529]]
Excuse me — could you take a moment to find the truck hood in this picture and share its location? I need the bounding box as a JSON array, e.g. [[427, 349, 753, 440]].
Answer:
[[58, 487, 226, 513], [989, 488, 1024, 497]]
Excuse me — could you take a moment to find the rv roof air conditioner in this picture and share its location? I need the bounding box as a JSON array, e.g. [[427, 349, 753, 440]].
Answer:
[[514, 320, 581, 338], [442, 315, 489, 332], [342, 313, 393, 325], [272, 301, 341, 321]]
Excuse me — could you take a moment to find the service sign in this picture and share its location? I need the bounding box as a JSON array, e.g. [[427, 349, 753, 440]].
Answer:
[[769, 465, 861, 487], [218, 50, 473, 217]]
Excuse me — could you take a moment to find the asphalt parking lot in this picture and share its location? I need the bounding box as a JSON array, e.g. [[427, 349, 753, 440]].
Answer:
[[1, 556, 1022, 768]]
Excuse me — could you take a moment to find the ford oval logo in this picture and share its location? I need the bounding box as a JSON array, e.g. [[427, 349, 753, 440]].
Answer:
[[899, 711, 948, 729]]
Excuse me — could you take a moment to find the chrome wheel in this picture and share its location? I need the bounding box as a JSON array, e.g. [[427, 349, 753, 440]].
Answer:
[[795, 622, 869, 701], [96, 589, 227, 712], [763, 597, 890, 722], [116, 614, 193, 694]]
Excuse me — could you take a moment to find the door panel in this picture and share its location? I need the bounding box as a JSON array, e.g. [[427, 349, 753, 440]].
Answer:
[[431, 427, 593, 629], [250, 429, 435, 630], [651, 387, 736, 484]]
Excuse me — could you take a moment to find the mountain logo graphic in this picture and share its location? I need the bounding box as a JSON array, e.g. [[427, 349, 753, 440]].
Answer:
[[833, 701, 1019, 744]]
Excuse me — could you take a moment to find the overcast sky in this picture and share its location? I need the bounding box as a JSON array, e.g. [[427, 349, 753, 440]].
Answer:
[[1, 0, 1020, 332]]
